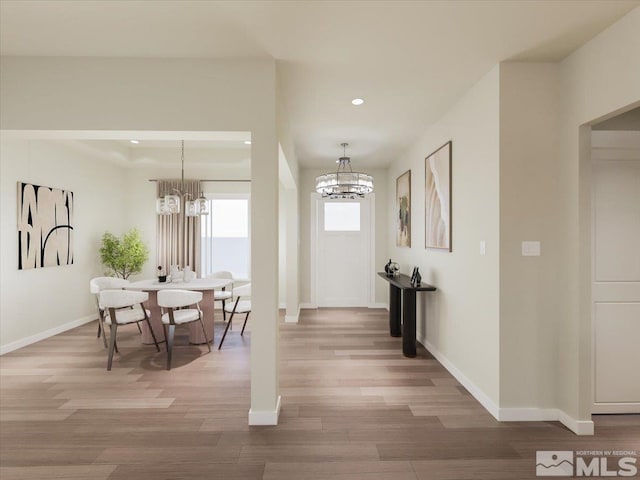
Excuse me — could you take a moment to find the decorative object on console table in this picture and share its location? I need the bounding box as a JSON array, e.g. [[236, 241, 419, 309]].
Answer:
[[157, 266, 167, 283], [385, 259, 392, 276], [390, 263, 399, 276], [425, 141, 452, 251], [411, 267, 421, 287], [396, 170, 411, 247], [385, 259, 399, 277], [17, 181, 74, 270]]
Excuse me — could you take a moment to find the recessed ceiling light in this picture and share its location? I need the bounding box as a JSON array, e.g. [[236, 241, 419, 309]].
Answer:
[[130, 140, 140, 144], [351, 98, 364, 106], [244, 140, 252, 145]]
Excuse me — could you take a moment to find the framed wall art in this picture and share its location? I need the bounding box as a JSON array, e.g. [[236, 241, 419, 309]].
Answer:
[[425, 141, 452, 251], [396, 170, 411, 247], [17, 181, 74, 270]]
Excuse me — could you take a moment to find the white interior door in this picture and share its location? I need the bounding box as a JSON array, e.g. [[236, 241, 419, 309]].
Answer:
[[316, 197, 371, 307], [592, 130, 640, 414]]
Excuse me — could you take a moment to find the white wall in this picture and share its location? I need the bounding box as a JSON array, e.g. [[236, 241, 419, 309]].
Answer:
[[277, 75, 301, 320], [277, 72, 300, 188], [0, 56, 281, 422], [387, 66, 501, 408], [0, 137, 126, 352], [498, 63, 560, 410], [278, 181, 287, 307], [299, 167, 389, 306], [283, 185, 299, 321]]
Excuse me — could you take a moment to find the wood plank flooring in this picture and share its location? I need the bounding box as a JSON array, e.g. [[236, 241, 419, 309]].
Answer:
[[1, 308, 638, 479]]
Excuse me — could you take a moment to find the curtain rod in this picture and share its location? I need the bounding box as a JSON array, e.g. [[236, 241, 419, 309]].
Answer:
[[148, 179, 250, 183]]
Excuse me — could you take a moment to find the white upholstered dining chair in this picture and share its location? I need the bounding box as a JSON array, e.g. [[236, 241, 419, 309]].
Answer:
[[157, 289, 211, 370], [99, 290, 160, 371], [218, 283, 251, 350], [206, 271, 234, 321], [90, 276, 137, 348]]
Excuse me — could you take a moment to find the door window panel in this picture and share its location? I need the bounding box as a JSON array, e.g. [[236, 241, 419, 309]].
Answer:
[[324, 202, 360, 231]]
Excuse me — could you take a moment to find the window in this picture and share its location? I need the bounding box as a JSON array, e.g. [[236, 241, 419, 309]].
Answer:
[[201, 196, 250, 279], [324, 202, 361, 231]]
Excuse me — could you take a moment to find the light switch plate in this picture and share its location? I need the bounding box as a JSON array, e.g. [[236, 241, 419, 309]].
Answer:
[[479, 241, 486, 255], [522, 241, 541, 256]]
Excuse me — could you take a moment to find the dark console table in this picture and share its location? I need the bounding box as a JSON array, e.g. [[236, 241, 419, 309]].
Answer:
[[377, 272, 436, 357]]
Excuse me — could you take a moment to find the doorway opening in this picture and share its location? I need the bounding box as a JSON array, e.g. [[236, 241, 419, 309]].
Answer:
[[589, 106, 640, 414]]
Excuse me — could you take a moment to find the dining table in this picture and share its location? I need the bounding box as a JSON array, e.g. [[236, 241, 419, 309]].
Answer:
[[125, 277, 233, 345]]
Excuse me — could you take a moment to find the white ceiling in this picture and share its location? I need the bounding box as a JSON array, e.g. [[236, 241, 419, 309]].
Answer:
[[593, 107, 640, 131], [1, 0, 638, 168]]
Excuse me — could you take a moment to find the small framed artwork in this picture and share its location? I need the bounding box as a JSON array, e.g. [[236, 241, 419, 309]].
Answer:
[[425, 141, 452, 251], [396, 170, 411, 247]]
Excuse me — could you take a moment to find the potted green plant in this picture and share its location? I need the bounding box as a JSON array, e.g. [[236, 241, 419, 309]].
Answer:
[[99, 228, 149, 279]]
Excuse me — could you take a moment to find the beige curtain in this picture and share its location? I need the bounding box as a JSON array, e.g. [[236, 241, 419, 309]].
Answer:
[[156, 179, 202, 275]]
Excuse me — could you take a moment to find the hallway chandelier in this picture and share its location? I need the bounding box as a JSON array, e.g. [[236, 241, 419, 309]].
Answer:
[[156, 141, 209, 216], [315, 143, 374, 199]]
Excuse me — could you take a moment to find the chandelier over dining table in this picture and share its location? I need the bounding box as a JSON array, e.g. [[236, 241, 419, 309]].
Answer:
[[156, 140, 209, 216], [315, 143, 374, 199]]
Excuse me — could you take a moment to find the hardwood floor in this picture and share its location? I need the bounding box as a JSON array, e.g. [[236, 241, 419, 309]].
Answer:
[[1, 308, 638, 479]]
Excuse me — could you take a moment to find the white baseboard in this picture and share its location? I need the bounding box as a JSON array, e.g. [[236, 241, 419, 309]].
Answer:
[[420, 334, 594, 436], [498, 408, 558, 422], [279, 302, 287, 310], [300, 303, 384, 310], [0, 314, 96, 355], [420, 336, 500, 420], [498, 407, 593, 435], [368, 303, 389, 310], [248, 395, 282, 426], [557, 410, 594, 435], [285, 305, 300, 323], [592, 402, 640, 414]]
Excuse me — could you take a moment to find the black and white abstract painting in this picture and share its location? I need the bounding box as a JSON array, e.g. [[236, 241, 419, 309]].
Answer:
[[17, 182, 74, 270]]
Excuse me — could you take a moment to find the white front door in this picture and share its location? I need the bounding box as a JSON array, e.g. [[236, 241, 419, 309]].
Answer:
[[592, 130, 640, 414], [316, 197, 371, 307]]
